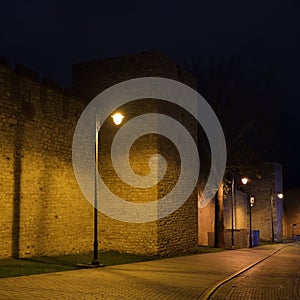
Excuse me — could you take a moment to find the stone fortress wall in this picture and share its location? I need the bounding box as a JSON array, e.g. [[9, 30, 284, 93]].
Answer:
[[0, 57, 90, 258], [0, 51, 200, 259], [0, 50, 286, 259]]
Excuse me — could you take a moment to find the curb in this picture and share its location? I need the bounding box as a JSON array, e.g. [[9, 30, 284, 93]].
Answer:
[[201, 245, 287, 300]]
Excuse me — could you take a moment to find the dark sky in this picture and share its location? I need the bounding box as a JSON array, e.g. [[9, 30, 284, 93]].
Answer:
[[1, 0, 299, 188]]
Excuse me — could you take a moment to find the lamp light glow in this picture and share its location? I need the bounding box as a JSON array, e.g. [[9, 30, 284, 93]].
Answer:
[[278, 193, 284, 199], [111, 113, 124, 125], [241, 177, 249, 185]]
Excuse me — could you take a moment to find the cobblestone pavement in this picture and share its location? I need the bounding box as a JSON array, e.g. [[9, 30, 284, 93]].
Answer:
[[211, 244, 300, 300], [0, 244, 291, 300]]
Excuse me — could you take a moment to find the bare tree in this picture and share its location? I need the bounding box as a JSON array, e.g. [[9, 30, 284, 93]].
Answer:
[[186, 56, 282, 247]]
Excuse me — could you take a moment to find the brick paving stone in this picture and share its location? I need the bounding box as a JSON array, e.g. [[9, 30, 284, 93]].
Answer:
[[211, 244, 300, 300], [0, 244, 289, 300]]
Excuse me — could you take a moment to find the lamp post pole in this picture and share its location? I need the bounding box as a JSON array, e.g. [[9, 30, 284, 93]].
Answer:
[[249, 196, 254, 248], [231, 177, 235, 248], [270, 188, 275, 243], [90, 113, 124, 266], [292, 224, 296, 242], [92, 115, 100, 265], [241, 177, 252, 248], [249, 199, 252, 248]]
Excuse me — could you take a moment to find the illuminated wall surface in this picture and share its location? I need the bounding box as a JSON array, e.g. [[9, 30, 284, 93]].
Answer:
[[283, 189, 300, 238], [244, 163, 283, 242], [0, 51, 199, 258]]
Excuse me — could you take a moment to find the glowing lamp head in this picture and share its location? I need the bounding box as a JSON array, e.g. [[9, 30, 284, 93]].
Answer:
[[278, 193, 284, 199], [241, 177, 249, 185], [111, 113, 124, 125]]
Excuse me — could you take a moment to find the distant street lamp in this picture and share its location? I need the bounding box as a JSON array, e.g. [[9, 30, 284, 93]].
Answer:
[[231, 177, 235, 248], [92, 112, 124, 265], [270, 188, 284, 243], [241, 178, 254, 248], [241, 177, 249, 185], [249, 196, 255, 248], [231, 176, 249, 249], [111, 113, 125, 125]]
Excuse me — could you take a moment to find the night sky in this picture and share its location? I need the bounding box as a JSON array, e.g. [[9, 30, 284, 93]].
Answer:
[[1, 1, 299, 188]]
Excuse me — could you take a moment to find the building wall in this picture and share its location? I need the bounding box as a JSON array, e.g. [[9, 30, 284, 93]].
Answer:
[[0, 61, 93, 258], [0, 60, 17, 258], [274, 163, 284, 241], [283, 189, 300, 238], [157, 102, 199, 256], [0, 51, 199, 258], [73, 51, 199, 256], [224, 190, 249, 231], [198, 195, 215, 246], [198, 189, 250, 248], [72, 50, 196, 102], [242, 163, 283, 241]]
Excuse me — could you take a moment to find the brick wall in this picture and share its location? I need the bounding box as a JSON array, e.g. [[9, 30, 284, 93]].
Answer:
[[0, 51, 199, 258], [72, 50, 196, 102], [0, 59, 17, 258], [224, 190, 249, 231], [198, 195, 215, 246], [241, 163, 283, 241], [0, 61, 94, 258], [73, 51, 199, 256], [283, 188, 300, 238]]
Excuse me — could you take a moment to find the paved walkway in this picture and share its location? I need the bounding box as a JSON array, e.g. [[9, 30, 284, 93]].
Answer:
[[0, 244, 295, 300], [211, 244, 300, 299]]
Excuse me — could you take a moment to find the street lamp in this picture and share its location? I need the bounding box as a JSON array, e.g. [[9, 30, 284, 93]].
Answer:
[[241, 178, 254, 248], [92, 114, 100, 265], [231, 177, 235, 248], [241, 177, 249, 185], [270, 189, 284, 243], [111, 113, 124, 125], [230, 176, 249, 249], [92, 113, 124, 265], [249, 196, 255, 248]]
